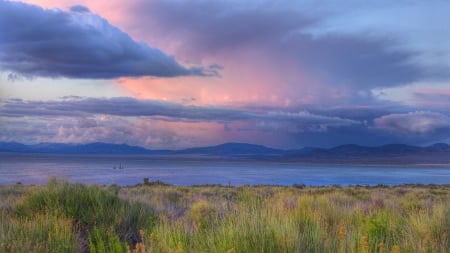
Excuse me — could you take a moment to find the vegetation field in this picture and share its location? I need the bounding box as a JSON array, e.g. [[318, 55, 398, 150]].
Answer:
[[1, 179, 449, 253]]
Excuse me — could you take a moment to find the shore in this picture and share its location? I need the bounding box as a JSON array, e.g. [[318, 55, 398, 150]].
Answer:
[[1, 181, 449, 252]]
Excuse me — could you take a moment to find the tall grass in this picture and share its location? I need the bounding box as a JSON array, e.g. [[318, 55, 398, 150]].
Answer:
[[1, 179, 155, 252], [122, 184, 450, 253], [17, 179, 154, 244], [0, 213, 79, 253], [1, 181, 449, 252]]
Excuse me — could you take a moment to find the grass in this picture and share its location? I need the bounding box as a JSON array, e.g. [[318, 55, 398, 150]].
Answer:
[[1, 179, 155, 252], [1, 180, 449, 252]]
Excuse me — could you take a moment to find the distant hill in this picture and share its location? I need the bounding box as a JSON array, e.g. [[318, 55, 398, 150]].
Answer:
[[0, 142, 280, 157], [1, 141, 449, 164], [282, 143, 450, 164], [0, 142, 154, 154], [172, 142, 283, 156], [289, 144, 424, 158]]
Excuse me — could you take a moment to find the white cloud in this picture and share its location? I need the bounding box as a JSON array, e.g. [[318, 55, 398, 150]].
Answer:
[[373, 111, 450, 134]]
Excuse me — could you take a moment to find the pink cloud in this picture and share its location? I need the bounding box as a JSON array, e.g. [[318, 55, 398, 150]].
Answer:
[[19, 0, 421, 109], [412, 88, 450, 107], [19, 0, 131, 26], [118, 47, 337, 108]]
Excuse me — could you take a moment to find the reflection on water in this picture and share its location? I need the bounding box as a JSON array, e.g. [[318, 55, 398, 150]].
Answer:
[[1, 153, 449, 186]]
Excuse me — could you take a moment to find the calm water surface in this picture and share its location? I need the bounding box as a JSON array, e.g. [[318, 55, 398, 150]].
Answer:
[[1, 153, 449, 186]]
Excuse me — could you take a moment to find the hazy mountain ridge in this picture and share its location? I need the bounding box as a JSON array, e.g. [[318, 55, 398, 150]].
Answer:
[[0, 142, 152, 154], [171, 142, 283, 156], [0, 142, 449, 164]]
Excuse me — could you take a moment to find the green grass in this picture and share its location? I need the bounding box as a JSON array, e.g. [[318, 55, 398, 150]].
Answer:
[[0, 213, 79, 253], [1, 180, 449, 252], [2, 179, 155, 252]]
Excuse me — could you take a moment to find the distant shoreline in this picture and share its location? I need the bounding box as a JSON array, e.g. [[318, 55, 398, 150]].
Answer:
[[1, 180, 450, 188], [2, 151, 450, 167]]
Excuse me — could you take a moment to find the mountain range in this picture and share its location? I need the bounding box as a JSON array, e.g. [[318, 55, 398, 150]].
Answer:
[[1, 141, 450, 164]]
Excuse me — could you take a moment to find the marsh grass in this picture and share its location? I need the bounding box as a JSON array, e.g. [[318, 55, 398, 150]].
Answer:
[[1, 181, 449, 252]]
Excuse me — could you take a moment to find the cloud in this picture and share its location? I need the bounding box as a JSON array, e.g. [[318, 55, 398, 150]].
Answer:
[[137, 1, 314, 52], [0, 97, 360, 130], [0, 1, 213, 79], [3, 98, 449, 148], [373, 111, 450, 134], [285, 34, 424, 89], [0, 116, 218, 148], [0, 97, 248, 120], [413, 89, 450, 107], [130, 0, 428, 89], [69, 5, 90, 13]]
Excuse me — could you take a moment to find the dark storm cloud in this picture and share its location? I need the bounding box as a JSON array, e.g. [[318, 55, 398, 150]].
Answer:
[[0, 1, 213, 79], [134, 0, 431, 89], [281, 122, 450, 148], [138, 1, 314, 51], [284, 34, 424, 88], [283, 125, 398, 148], [0, 97, 359, 128]]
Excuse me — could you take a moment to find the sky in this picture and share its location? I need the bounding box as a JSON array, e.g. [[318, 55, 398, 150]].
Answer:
[[1, 0, 450, 149]]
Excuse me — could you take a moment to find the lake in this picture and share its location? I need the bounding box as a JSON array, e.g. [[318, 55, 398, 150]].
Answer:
[[1, 153, 449, 186]]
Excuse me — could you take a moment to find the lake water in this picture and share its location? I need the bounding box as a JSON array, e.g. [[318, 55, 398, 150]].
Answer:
[[1, 153, 449, 186]]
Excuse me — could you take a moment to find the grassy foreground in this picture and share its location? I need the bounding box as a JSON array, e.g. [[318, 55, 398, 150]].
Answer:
[[0, 180, 449, 253]]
